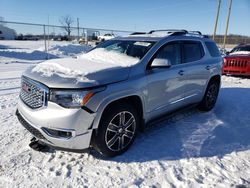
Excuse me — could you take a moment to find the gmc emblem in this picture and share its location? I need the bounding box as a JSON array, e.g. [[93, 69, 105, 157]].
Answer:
[[22, 83, 31, 93]]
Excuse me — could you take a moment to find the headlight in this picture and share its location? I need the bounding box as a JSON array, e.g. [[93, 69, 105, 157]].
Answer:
[[50, 87, 105, 108]]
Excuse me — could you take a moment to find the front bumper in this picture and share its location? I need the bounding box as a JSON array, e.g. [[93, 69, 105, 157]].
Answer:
[[16, 99, 96, 150], [223, 59, 250, 76]]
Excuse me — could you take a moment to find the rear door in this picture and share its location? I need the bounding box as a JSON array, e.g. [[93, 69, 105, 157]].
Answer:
[[181, 40, 210, 104]]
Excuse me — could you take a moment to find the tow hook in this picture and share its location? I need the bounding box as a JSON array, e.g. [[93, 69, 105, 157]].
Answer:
[[29, 137, 51, 152]]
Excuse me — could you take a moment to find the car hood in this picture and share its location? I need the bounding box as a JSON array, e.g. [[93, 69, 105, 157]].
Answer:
[[23, 57, 131, 89], [225, 54, 250, 59]]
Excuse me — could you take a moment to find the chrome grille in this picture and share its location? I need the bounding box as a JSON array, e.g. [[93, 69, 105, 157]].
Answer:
[[20, 77, 48, 109], [225, 59, 248, 68]]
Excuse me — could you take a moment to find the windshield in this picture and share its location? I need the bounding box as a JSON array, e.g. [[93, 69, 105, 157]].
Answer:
[[95, 40, 155, 59], [231, 45, 250, 53]]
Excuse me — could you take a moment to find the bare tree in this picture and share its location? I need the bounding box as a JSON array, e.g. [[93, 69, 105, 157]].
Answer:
[[59, 15, 74, 40]]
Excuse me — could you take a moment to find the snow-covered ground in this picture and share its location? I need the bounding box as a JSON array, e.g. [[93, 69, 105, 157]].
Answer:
[[0, 41, 250, 188]]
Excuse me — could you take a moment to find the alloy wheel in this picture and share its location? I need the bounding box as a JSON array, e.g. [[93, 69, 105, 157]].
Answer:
[[205, 83, 218, 109], [105, 111, 136, 152]]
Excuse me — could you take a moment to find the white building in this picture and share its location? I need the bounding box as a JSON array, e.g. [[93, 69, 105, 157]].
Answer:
[[0, 25, 16, 40]]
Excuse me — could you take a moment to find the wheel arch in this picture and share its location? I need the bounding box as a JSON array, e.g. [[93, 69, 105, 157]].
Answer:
[[205, 74, 221, 91], [92, 95, 145, 131], [201, 74, 221, 101], [209, 74, 221, 85]]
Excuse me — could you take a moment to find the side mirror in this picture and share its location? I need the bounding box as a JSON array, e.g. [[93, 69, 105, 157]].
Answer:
[[151, 58, 171, 68]]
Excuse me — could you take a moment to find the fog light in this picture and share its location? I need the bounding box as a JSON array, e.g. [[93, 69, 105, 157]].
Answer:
[[42, 127, 73, 138]]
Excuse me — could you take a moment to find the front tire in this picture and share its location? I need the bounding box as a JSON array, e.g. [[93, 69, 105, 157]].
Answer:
[[92, 103, 139, 157], [198, 80, 220, 111]]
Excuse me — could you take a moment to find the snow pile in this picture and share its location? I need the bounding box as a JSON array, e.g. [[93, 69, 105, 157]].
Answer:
[[0, 40, 48, 50], [0, 40, 92, 63], [0, 48, 58, 61], [40, 43, 92, 57], [79, 48, 140, 66]]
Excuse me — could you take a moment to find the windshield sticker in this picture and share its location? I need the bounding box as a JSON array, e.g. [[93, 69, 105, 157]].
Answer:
[[134, 42, 152, 47]]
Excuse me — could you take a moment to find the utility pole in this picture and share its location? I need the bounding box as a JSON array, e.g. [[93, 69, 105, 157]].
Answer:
[[77, 18, 79, 41], [47, 14, 50, 59], [213, 0, 221, 41], [43, 25, 48, 59], [223, 0, 233, 49]]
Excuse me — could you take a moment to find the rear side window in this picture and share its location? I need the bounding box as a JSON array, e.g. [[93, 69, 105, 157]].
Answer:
[[205, 42, 221, 57], [182, 41, 204, 63]]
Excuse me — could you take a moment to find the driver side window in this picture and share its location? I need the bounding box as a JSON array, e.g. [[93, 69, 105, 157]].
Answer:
[[105, 42, 128, 53], [152, 42, 181, 66]]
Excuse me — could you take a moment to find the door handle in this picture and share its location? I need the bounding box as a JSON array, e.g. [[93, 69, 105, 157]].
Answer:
[[205, 65, 211, 70], [178, 70, 184, 76]]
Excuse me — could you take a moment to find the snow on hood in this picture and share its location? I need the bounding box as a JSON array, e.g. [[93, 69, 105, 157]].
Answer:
[[78, 48, 139, 66], [230, 51, 250, 55], [31, 60, 96, 83], [31, 48, 139, 83]]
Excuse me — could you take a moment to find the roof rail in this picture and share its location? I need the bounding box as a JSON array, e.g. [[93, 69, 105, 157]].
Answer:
[[188, 31, 202, 35], [148, 29, 209, 38], [130, 32, 147, 35], [148, 29, 188, 35], [170, 31, 188, 36], [186, 31, 209, 38]]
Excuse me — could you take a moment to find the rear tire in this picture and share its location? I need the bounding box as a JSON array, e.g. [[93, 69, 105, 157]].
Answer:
[[91, 103, 139, 157], [198, 80, 220, 111]]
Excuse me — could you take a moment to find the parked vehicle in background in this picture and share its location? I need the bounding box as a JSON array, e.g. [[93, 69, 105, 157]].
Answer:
[[98, 33, 116, 41], [78, 37, 85, 44], [16, 29, 222, 157], [223, 44, 250, 76], [23, 35, 39, 41]]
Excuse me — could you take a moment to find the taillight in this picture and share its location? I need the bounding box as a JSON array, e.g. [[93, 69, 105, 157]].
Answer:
[[223, 58, 227, 67]]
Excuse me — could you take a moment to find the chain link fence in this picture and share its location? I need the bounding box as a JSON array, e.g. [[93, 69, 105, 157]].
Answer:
[[0, 20, 134, 58], [1, 20, 250, 52]]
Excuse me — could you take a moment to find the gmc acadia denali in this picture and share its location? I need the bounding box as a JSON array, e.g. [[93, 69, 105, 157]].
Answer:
[[16, 30, 222, 157]]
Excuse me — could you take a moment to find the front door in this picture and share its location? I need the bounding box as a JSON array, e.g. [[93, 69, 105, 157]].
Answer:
[[145, 42, 186, 120]]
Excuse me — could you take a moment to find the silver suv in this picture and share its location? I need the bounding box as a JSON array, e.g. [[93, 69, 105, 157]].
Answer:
[[16, 30, 222, 157]]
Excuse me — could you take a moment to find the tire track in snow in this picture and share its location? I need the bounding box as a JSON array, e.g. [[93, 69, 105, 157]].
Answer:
[[0, 77, 20, 81], [0, 78, 20, 90], [0, 92, 19, 109], [0, 87, 20, 96]]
